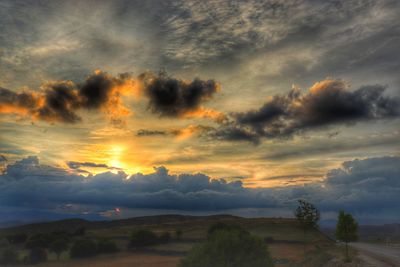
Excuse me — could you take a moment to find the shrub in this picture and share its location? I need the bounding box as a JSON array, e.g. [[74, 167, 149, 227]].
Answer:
[[5, 233, 28, 244], [159, 232, 171, 244], [74, 227, 86, 236], [175, 229, 183, 240], [0, 238, 9, 248], [180, 227, 274, 267], [70, 239, 97, 258], [207, 222, 247, 237], [97, 239, 118, 254], [49, 238, 69, 260], [29, 247, 47, 264], [0, 247, 19, 265], [130, 230, 158, 247]]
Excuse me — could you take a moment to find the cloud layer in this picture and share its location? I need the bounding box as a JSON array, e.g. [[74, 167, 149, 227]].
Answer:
[[0, 71, 221, 123], [215, 79, 399, 143], [1, 155, 399, 222]]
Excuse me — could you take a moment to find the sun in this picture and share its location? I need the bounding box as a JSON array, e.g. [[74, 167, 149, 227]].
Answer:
[[108, 145, 125, 170]]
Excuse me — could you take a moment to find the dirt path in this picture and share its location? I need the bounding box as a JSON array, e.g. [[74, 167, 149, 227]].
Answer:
[[349, 242, 400, 267]]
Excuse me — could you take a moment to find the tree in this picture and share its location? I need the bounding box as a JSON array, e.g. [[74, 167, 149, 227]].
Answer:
[[70, 239, 97, 258], [179, 226, 273, 267], [0, 247, 19, 266], [294, 199, 320, 256], [129, 229, 159, 248], [335, 211, 358, 262], [29, 247, 47, 264], [49, 238, 69, 260]]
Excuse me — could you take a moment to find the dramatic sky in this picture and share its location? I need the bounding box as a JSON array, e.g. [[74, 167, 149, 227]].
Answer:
[[0, 0, 399, 224]]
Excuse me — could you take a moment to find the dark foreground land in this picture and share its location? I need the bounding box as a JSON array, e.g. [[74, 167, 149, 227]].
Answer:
[[1, 215, 396, 267]]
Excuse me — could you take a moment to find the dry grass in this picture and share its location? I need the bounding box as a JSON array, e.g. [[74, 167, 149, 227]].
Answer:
[[13, 252, 180, 267]]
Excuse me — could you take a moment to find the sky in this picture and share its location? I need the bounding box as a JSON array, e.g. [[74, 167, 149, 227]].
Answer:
[[0, 0, 399, 225]]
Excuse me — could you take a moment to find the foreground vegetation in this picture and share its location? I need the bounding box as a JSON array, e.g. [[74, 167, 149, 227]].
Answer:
[[0, 215, 336, 267]]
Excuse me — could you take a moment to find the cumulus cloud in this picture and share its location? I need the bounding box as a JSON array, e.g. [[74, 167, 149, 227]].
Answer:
[[216, 79, 400, 142], [137, 125, 213, 140], [1, 155, 399, 222], [0, 70, 135, 123], [0, 70, 224, 124], [66, 161, 112, 170], [139, 72, 223, 121]]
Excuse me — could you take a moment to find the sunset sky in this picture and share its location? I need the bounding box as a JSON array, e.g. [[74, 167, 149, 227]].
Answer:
[[0, 0, 399, 224]]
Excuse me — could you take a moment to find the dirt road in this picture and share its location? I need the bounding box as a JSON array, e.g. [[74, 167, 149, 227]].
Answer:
[[349, 242, 400, 267]]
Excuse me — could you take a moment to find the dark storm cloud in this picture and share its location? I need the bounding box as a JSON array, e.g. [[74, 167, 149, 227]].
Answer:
[[66, 161, 109, 169], [216, 80, 400, 143], [1, 70, 222, 123], [139, 72, 220, 118], [0, 71, 133, 123], [36, 81, 81, 123], [0, 156, 399, 221], [136, 129, 168, 137]]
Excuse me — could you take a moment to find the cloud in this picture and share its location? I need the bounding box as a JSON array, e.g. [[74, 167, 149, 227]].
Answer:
[[66, 161, 109, 169], [136, 129, 168, 137], [1, 155, 399, 222], [216, 79, 399, 142], [0, 70, 135, 123], [136, 125, 213, 140], [139, 72, 222, 120], [0, 70, 224, 124]]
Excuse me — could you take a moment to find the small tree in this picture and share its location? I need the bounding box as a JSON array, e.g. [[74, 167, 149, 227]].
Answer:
[[335, 211, 358, 262], [29, 247, 47, 264], [294, 199, 320, 256], [49, 238, 69, 260]]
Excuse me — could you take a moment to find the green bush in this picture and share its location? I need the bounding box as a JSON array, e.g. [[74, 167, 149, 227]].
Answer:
[[29, 247, 47, 264], [97, 239, 118, 254], [180, 227, 274, 267], [70, 239, 97, 258], [0, 247, 19, 265], [130, 230, 159, 247], [207, 222, 246, 237]]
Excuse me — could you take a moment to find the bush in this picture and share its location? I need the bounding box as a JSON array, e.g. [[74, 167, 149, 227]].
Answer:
[[0, 238, 9, 248], [74, 227, 86, 236], [29, 247, 47, 264], [159, 232, 171, 244], [207, 222, 247, 237], [0, 247, 19, 265], [5, 233, 28, 244], [180, 227, 274, 267], [175, 229, 183, 240], [49, 238, 69, 260], [70, 239, 97, 258], [97, 239, 118, 254], [130, 230, 158, 247]]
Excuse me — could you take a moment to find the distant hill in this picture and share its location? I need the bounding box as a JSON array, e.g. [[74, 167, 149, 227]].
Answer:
[[0, 214, 242, 234], [322, 223, 400, 242]]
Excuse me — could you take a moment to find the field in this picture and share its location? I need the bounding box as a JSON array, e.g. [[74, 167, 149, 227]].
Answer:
[[0, 215, 338, 267]]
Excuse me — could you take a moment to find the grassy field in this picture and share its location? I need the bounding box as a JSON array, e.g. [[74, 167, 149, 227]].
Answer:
[[0, 215, 337, 267]]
